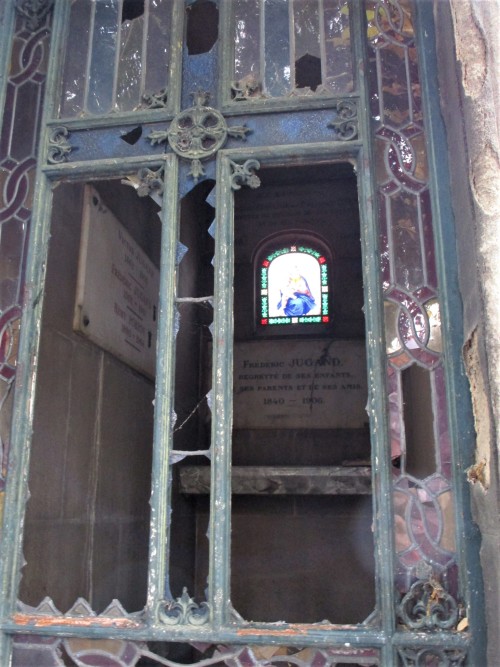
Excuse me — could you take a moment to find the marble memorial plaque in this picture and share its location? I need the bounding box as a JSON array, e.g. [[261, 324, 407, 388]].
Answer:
[[233, 339, 368, 429], [73, 185, 159, 378]]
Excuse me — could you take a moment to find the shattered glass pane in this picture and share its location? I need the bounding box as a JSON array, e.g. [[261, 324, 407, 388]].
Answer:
[[19, 180, 161, 613], [232, 0, 353, 99], [116, 14, 145, 111], [169, 181, 214, 602], [59, 0, 173, 117]]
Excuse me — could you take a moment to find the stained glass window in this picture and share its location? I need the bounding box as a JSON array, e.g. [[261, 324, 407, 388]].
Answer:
[[259, 245, 329, 326]]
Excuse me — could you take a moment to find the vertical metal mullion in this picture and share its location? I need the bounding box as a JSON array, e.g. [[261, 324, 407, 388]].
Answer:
[[0, 3, 16, 124], [259, 0, 266, 96], [353, 1, 396, 663], [289, 0, 296, 90], [318, 0, 327, 87], [43, 0, 73, 120], [84, 0, 97, 114], [147, 155, 179, 614], [413, 2, 485, 664], [112, 0, 124, 111], [140, 0, 150, 100], [208, 154, 234, 628], [0, 174, 53, 665]]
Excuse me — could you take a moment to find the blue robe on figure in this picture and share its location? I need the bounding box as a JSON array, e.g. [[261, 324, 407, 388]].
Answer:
[[277, 275, 316, 316]]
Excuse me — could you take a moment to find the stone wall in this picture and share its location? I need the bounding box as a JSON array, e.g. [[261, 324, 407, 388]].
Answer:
[[435, 0, 500, 659]]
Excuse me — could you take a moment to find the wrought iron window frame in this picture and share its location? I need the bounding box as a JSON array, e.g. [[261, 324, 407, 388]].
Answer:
[[50, 0, 184, 129], [0, 0, 485, 664], [219, 0, 360, 116]]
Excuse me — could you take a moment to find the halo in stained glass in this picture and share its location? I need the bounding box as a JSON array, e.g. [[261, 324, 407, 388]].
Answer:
[[259, 245, 329, 326]]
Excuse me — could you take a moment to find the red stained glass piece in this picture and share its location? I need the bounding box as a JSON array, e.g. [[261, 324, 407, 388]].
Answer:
[[319, 256, 326, 264], [322, 316, 329, 323], [262, 260, 270, 267], [261, 319, 268, 325]]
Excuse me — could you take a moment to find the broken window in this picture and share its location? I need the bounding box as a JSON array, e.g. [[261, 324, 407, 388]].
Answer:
[[59, 0, 174, 116], [230, 0, 353, 100], [19, 179, 161, 612], [0, 0, 482, 664]]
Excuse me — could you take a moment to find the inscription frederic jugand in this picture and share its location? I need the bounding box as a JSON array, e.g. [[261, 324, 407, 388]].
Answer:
[[233, 341, 367, 429]]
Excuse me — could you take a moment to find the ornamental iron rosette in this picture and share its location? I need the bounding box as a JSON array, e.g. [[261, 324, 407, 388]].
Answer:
[[148, 91, 252, 181]]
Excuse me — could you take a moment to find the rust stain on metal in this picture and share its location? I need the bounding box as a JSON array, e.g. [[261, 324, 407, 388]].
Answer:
[[12, 613, 141, 629], [236, 622, 340, 637], [237, 627, 308, 637]]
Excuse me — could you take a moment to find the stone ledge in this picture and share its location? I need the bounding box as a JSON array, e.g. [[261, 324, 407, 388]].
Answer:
[[179, 465, 372, 495]]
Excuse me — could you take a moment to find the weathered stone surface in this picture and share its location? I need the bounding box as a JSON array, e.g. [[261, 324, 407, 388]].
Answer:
[[179, 465, 371, 495]]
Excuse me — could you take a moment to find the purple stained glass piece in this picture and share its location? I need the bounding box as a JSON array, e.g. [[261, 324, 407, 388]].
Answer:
[[0, 85, 15, 157], [426, 472, 451, 495], [12, 635, 64, 667]]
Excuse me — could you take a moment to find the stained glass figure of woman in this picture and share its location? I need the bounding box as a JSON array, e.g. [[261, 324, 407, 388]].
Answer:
[[277, 266, 316, 316]]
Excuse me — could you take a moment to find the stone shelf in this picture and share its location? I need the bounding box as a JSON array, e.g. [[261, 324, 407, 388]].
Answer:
[[179, 465, 371, 496]]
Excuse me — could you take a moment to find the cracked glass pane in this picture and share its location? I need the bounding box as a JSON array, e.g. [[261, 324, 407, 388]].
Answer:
[[231, 0, 353, 99], [59, 0, 173, 117]]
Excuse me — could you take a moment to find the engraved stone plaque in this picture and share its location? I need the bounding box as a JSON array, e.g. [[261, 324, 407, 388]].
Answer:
[[73, 186, 159, 378], [233, 339, 368, 429]]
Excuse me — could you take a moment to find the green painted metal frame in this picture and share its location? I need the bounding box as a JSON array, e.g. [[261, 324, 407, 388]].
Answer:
[[0, 2, 16, 122], [413, 2, 485, 664], [0, 0, 484, 664]]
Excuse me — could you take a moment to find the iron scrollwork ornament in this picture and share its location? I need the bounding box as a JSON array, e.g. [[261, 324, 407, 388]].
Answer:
[[398, 563, 459, 631], [328, 99, 358, 141], [15, 0, 54, 30], [231, 76, 264, 100], [148, 91, 252, 181], [398, 647, 467, 667], [142, 88, 168, 110], [158, 587, 210, 626], [229, 159, 261, 190], [136, 165, 165, 197], [47, 126, 73, 164]]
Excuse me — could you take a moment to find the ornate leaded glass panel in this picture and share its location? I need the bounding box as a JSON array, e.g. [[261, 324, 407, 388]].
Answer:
[[365, 0, 460, 605]]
